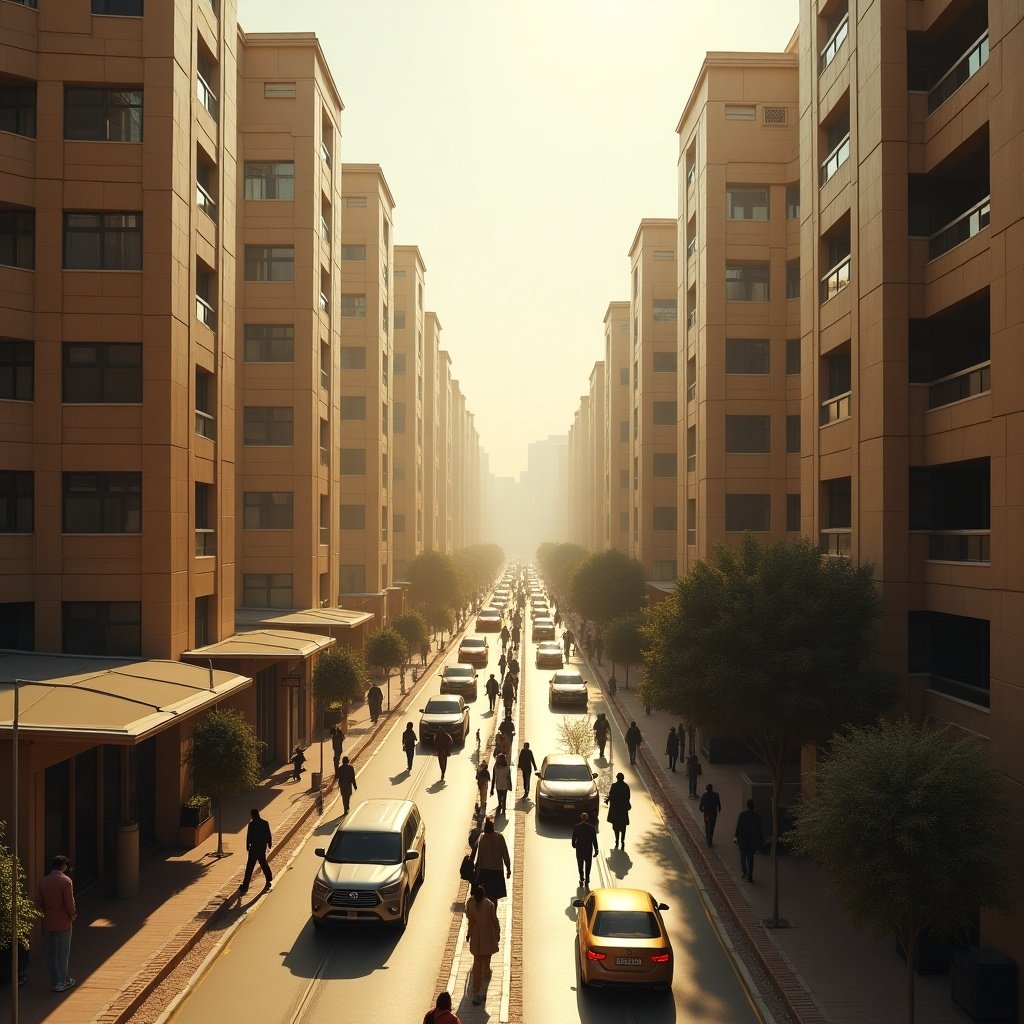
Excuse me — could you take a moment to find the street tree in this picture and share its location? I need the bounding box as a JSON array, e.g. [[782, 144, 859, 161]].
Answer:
[[312, 647, 368, 715], [407, 550, 462, 614], [0, 819, 40, 982], [603, 612, 646, 686], [569, 549, 647, 626], [366, 627, 409, 707], [426, 604, 455, 644], [536, 542, 587, 603], [184, 707, 264, 857], [557, 714, 596, 758], [391, 611, 428, 668], [454, 544, 504, 600], [641, 534, 899, 926], [791, 719, 1013, 1024]]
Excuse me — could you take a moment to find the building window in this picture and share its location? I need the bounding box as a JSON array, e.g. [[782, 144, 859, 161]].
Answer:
[[653, 250, 675, 261], [725, 339, 770, 375], [686, 498, 696, 546], [64, 212, 141, 270], [653, 299, 677, 323], [619, 510, 629, 534], [263, 82, 296, 99], [786, 184, 800, 219], [652, 453, 676, 477], [687, 425, 696, 472], [0, 83, 37, 138], [62, 343, 142, 403], [343, 196, 367, 208], [393, 513, 406, 534], [725, 494, 771, 532], [339, 564, 366, 593], [63, 602, 141, 657], [726, 264, 770, 302], [726, 415, 771, 453], [0, 471, 33, 533], [652, 506, 676, 531], [619, 469, 629, 488], [393, 402, 406, 433], [786, 260, 801, 299], [382, 302, 389, 334], [0, 601, 34, 651], [91, 0, 144, 15], [243, 406, 293, 445], [340, 346, 366, 370], [786, 338, 801, 375], [724, 104, 756, 120], [243, 492, 293, 530], [244, 324, 294, 362], [340, 396, 366, 420], [340, 448, 366, 474], [619, 421, 629, 442], [652, 560, 676, 580], [786, 415, 801, 453], [652, 401, 677, 426], [619, 367, 629, 385], [726, 186, 769, 220], [242, 573, 293, 609], [394, 309, 407, 330], [340, 244, 366, 261], [786, 494, 801, 532], [194, 368, 215, 439], [394, 352, 407, 375], [340, 504, 365, 530], [63, 472, 141, 533], [64, 87, 142, 142], [244, 245, 294, 282], [243, 162, 294, 200], [652, 351, 677, 372], [0, 208, 35, 269], [0, 340, 33, 400], [341, 294, 367, 318]]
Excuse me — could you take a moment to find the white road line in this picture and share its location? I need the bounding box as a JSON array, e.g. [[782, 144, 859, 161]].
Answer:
[[284, 949, 332, 1024]]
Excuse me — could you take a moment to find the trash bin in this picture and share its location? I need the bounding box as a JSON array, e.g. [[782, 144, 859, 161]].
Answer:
[[116, 822, 139, 899], [310, 771, 322, 793], [950, 948, 1017, 1022]]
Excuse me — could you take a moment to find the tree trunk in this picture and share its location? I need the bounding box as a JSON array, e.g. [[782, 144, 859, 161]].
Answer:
[[769, 771, 781, 927], [215, 794, 224, 858]]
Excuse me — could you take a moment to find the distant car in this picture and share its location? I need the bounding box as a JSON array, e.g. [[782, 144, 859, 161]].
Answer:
[[530, 595, 548, 608], [458, 636, 490, 666], [536, 641, 564, 668], [418, 696, 470, 745], [476, 611, 502, 632], [533, 617, 556, 639], [530, 603, 550, 621], [573, 888, 673, 989], [439, 663, 478, 700], [535, 754, 599, 819], [548, 669, 587, 707]]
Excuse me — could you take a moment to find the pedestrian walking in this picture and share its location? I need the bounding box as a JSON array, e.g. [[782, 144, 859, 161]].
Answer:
[[625, 721, 643, 765], [493, 730, 509, 761], [507, 655, 520, 678], [562, 630, 571, 659], [474, 818, 511, 902], [476, 762, 491, 813], [699, 783, 722, 847], [485, 673, 499, 712], [517, 742, 538, 796], [464, 884, 501, 1006], [511, 625, 520, 647], [607, 673, 618, 696], [665, 727, 680, 772], [367, 682, 384, 723], [735, 799, 765, 882], [491, 753, 512, 815], [336, 755, 357, 814], [593, 712, 611, 759], [605, 773, 631, 850], [330, 724, 344, 773], [422, 991, 461, 1024], [498, 652, 507, 678], [402, 722, 417, 771], [290, 744, 306, 782], [500, 624, 510, 650], [420, 639, 430, 666], [571, 811, 599, 887], [37, 854, 76, 993], [594, 634, 603, 665], [501, 677, 515, 716], [435, 728, 454, 782], [685, 751, 702, 798], [239, 808, 273, 894], [498, 714, 515, 751]]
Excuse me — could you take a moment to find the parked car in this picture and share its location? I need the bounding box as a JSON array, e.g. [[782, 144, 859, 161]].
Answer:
[[548, 669, 587, 707], [535, 754, 599, 819], [536, 641, 564, 668], [573, 888, 673, 989], [533, 617, 556, 640], [439, 663, 478, 700], [530, 603, 550, 620], [476, 611, 502, 631], [418, 696, 470, 745], [458, 636, 490, 666]]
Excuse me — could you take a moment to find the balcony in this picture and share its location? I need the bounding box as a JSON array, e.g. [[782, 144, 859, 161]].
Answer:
[[686, 164, 696, 188], [928, 197, 989, 261], [926, 529, 990, 563], [320, 216, 331, 244], [819, 13, 849, 73], [820, 390, 851, 425], [687, 454, 695, 473], [196, 75, 218, 119], [319, 525, 329, 545], [820, 134, 850, 186], [686, 527, 696, 546], [819, 255, 851, 304], [319, 445, 328, 466], [196, 181, 217, 223], [319, 292, 330, 314], [928, 33, 989, 115], [687, 308, 696, 329], [196, 295, 216, 331], [686, 381, 695, 402], [686, 235, 696, 258], [320, 141, 332, 168], [195, 409, 215, 439], [194, 528, 216, 557], [320, 367, 330, 391], [927, 361, 990, 410], [819, 528, 851, 557]]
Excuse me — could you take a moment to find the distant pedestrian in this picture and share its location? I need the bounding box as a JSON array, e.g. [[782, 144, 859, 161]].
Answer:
[[476, 762, 491, 813], [571, 811, 599, 887], [330, 724, 344, 772], [685, 752, 702, 799], [594, 634, 603, 664], [491, 753, 512, 815], [517, 742, 538, 796], [493, 730, 509, 761], [498, 652, 507, 678], [511, 625, 520, 647], [402, 722, 417, 771], [420, 639, 430, 666], [699, 783, 722, 847], [239, 808, 273, 894], [435, 728, 454, 781], [336, 756, 357, 814], [485, 673, 499, 712], [501, 677, 515, 716], [500, 624, 510, 650], [593, 712, 611, 759], [422, 990, 461, 1024], [507, 655, 520, 678], [498, 714, 515, 750], [464, 885, 501, 1006], [665, 727, 680, 772], [735, 799, 765, 882], [367, 683, 384, 723], [474, 818, 511, 902], [605, 773, 631, 850], [607, 673, 618, 696], [290, 744, 306, 782], [625, 721, 643, 765], [38, 854, 76, 993]]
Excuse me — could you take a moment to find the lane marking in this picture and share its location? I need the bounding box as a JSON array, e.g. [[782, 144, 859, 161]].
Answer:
[[284, 948, 332, 1024]]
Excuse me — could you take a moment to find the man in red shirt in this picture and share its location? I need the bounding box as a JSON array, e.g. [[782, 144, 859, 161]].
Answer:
[[37, 854, 77, 992]]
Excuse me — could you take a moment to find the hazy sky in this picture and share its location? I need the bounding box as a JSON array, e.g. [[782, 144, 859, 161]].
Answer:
[[239, 0, 799, 479]]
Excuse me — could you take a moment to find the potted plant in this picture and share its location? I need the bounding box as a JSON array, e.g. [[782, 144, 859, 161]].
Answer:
[[180, 794, 212, 829]]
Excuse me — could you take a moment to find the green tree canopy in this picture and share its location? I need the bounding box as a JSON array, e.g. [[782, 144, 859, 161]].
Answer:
[[0, 820, 40, 950], [425, 604, 455, 639], [312, 647, 368, 709], [791, 720, 1014, 1024], [569, 549, 647, 625], [641, 534, 899, 924], [407, 550, 462, 613], [536, 542, 588, 599], [454, 544, 504, 598], [184, 707, 265, 856], [365, 627, 409, 678], [391, 611, 428, 659], [603, 612, 646, 685]]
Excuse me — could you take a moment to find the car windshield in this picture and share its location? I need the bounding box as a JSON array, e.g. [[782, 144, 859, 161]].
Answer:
[[552, 673, 583, 685], [543, 763, 592, 782], [445, 667, 473, 677], [462, 640, 484, 649], [325, 831, 401, 865], [424, 699, 461, 715], [592, 910, 660, 939]]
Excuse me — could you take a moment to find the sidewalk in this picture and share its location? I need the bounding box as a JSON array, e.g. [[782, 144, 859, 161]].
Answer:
[[2, 640, 446, 1024], [587, 657, 970, 1024]]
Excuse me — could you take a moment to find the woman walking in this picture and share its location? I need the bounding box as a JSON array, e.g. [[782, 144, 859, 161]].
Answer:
[[475, 761, 491, 814], [491, 753, 512, 816], [474, 818, 511, 903], [605, 772, 631, 850], [464, 884, 500, 1006]]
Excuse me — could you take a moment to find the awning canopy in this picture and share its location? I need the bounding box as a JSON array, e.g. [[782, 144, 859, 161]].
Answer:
[[234, 608, 373, 631], [0, 651, 252, 744], [183, 628, 334, 659]]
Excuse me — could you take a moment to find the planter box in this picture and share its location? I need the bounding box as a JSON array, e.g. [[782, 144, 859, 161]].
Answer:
[[180, 799, 212, 828], [950, 948, 1017, 1022], [177, 814, 216, 850]]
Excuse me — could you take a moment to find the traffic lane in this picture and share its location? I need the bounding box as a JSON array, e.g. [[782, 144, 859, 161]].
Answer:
[[171, 664, 484, 1024]]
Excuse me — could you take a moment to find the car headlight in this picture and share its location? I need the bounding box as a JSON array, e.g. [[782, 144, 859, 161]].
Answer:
[[379, 879, 402, 896], [313, 879, 330, 900]]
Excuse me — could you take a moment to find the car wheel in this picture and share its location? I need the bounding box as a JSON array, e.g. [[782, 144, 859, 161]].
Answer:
[[398, 895, 410, 932], [576, 938, 590, 988]]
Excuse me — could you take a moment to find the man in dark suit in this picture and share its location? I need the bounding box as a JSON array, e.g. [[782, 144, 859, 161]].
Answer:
[[735, 799, 765, 882], [571, 811, 599, 887], [240, 808, 272, 894]]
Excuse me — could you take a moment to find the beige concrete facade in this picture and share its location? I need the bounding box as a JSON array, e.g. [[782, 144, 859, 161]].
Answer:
[[604, 302, 632, 551], [588, 361, 606, 550], [676, 52, 801, 574], [629, 220, 679, 581], [422, 312, 444, 552]]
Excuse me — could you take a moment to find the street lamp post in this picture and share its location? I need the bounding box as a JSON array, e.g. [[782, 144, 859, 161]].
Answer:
[[10, 678, 21, 1024]]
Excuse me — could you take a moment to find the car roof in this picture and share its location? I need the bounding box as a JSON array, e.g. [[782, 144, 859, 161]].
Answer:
[[586, 888, 659, 912], [538, 640, 561, 648], [542, 753, 590, 767], [551, 670, 584, 682], [443, 663, 475, 673], [341, 798, 416, 833], [461, 637, 486, 645], [424, 695, 463, 706]]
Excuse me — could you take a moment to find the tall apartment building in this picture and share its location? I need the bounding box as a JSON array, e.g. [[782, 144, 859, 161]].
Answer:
[[391, 245, 426, 579], [629, 220, 679, 581], [338, 163, 394, 620], [567, 393, 590, 546], [675, 50, 801, 575], [800, 0, 1023, 966], [520, 434, 569, 553], [451, 379, 467, 549], [422, 311, 443, 552], [435, 347, 454, 553], [588, 361, 606, 550], [604, 302, 632, 552]]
